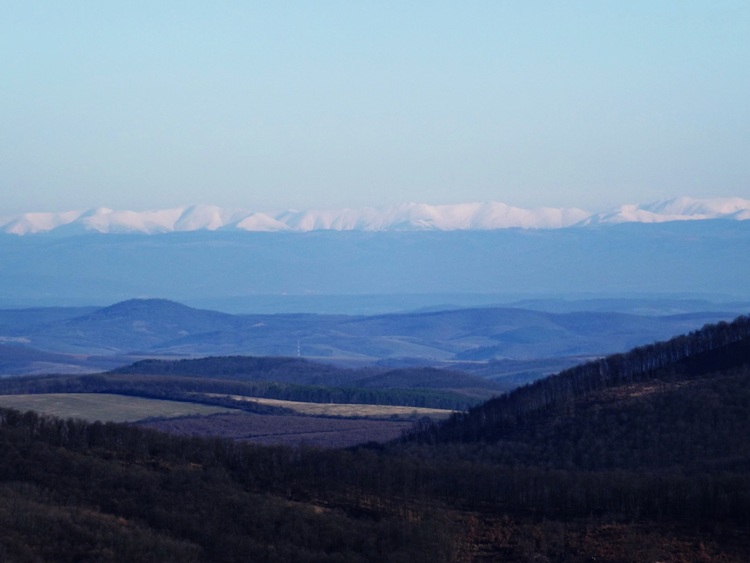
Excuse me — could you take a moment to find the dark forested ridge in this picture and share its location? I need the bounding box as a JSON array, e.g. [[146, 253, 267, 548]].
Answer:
[[1, 317, 750, 560], [0, 408, 455, 562], [108, 355, 499, 407], [0, 371, 479, 412], [0, 352, 501, 412], [413, 314, 750, 444], [113, 355, 500, 392]]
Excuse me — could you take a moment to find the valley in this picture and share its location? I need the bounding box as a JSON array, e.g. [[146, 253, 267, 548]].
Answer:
[[0, 279, 749, 561], [0, 391, 452, 448], [0, 315, 748, 560], [5, 0, 749, 558]]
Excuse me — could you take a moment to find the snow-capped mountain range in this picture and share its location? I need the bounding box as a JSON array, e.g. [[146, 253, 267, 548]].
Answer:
[[1, 197, 749, 235]]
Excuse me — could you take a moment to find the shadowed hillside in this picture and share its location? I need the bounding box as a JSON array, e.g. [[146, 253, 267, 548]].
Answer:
[[112, 355, 499, 394], [411, 314, 750, 446], [1, 317, 750, 560], [0, 354, 497, 411]]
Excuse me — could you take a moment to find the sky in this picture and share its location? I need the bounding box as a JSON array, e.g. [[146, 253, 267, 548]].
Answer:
[[1, 1, 749, 215]]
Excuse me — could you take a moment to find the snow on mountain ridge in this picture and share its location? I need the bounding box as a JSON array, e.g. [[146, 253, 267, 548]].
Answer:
[[1, 197, 748, 235], [0, 210, 83, 234], [273, 202, 590, 231], [79, 208, 181, 233], [642, 196, 750, 217], [580, 197, 750, 226]]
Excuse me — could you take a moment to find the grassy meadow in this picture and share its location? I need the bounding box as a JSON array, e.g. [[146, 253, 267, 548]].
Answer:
[[214, 394, 455, 420], [0, 393, 241, 423]]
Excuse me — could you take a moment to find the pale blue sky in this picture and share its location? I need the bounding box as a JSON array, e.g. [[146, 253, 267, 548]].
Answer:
[[2, 1, 748, 214]]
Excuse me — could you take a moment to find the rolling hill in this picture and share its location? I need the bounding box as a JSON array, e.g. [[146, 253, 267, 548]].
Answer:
[[1, 298, 744, 386], [406, 313, 750, 462], [0, 316, 749, 560]]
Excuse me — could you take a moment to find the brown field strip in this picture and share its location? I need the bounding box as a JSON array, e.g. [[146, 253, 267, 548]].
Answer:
[[207, 394, 455, 420], [0, 393, 241, 423]]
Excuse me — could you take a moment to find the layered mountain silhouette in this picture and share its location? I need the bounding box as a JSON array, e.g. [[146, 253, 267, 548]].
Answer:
[[407, 313, 750, 472], [1, 299, 742, 384], [2, 197, 749, 235]]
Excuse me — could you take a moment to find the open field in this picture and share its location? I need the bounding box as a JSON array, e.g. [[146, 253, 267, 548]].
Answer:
[[139, 413, 415, 448], [209, 394, 455, 420], [0, 392, 451, 447], [0, 393, 241, 423], [0, 392, 432, 447]]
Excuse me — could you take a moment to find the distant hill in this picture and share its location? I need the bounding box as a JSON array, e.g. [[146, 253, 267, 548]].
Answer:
[[0, 306, 98, 332], [1, 298, 744, 386], [45, 298, 243, 353], [0, 344, 124, 376]]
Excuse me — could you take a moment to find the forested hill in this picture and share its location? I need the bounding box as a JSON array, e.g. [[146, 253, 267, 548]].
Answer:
[[2, 318, 750, 560], [412, 314, 750, 445], [111, 356, 333, 381], [111, 355, 500, 393]]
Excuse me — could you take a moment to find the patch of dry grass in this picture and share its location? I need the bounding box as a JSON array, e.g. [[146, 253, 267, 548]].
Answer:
[[212, 394, 454, 420], [0, 393, 240, 423]]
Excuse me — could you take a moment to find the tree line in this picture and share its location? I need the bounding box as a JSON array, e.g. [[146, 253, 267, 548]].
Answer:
[[411, 315, 750, 443], [1, 316, 750, 560], [0, 371, 477, 411]]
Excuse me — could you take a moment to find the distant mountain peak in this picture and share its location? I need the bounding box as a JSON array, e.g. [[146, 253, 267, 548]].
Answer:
[[1, 197, 748, 235], [580, 196, 750, 225], [89, 298, 197, 318], [101, 298, 189, 310]]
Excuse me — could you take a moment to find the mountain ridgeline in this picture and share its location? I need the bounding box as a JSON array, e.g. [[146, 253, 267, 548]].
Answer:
[[2, 297, 745, 389], [0, 355, 499, 411], [2, 197, 749, 235], [111, 355, 499, 391], [106, 355, 499, 409], [410, 314, 750, 447]]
